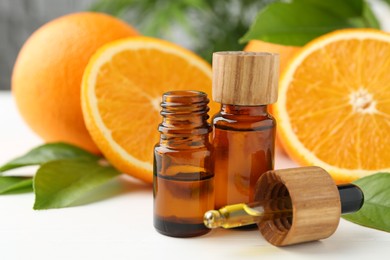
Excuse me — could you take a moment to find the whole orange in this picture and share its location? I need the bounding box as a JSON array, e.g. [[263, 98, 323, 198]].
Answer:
[[12, 12, 138, 153]]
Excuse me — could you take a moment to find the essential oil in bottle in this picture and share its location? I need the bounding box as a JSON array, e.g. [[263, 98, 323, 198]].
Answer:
[[211, 52, 279, 212], [153, 90, 214, 238]]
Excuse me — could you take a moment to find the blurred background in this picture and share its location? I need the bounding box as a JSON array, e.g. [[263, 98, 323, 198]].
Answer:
[[1, 0, 390, 90]]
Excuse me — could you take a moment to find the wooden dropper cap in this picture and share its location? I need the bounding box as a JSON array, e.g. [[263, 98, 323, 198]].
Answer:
[[212, 51, 279, 105], [254, 166, 341, 246]]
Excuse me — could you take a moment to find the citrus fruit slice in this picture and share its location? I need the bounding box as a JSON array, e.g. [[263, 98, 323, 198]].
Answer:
[[274, 29, 390, 183], [82, 36, 215, 183]]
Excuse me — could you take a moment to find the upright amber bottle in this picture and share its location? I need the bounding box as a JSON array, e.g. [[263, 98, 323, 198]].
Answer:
[[153, 90, 214, 237], [211, 52, 279, 210]]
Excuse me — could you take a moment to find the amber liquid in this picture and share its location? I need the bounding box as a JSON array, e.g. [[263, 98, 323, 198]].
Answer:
[[212, 105, 275, 210], [154, 91, 213, 237], [154, 171, 214, 237]]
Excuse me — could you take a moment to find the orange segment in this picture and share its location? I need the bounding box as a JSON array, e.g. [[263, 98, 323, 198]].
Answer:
[[274, 29, 390, 183], [82, 37, 216, 183]]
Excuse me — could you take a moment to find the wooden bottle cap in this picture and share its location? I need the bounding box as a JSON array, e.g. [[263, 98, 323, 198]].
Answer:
[[212, 51, 279, 105], [254, 166, 341, 246]]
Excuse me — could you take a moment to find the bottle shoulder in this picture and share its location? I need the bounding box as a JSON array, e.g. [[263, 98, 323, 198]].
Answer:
[[211, 111, 276, 131]]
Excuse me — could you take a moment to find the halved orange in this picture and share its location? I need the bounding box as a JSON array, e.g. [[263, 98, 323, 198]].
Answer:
[[81, 36, 216, 183], [274, 29, 390, 183]]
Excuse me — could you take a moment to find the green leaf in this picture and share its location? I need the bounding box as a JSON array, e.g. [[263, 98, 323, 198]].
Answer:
[[240, 0, 380, 46], [0, 176, 33, 194], [362, 1, 380, 28], [90, 0, 138, 16], [89, 0, 270, 63], [33, 159, 121, 210], [0, 143, 98, 174], [342, 173, 390, 232]]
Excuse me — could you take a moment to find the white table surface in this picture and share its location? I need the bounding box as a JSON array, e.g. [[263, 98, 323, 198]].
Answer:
[[0, 91, 389, 260]]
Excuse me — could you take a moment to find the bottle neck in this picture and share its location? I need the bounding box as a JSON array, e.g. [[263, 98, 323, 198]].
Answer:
[[159, 134, 210, 149], [158, 91, 211, 148], [220, 104, 269, 116]]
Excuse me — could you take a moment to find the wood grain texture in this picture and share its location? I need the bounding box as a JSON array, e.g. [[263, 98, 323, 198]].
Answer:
[[212, 51, 279, 105], [255, 166, 341, 246]]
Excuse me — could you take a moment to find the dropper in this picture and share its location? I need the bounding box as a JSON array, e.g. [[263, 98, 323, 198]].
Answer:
[[204, 197, 292, 229], [204, 184, 362, 229], [204, 167, 364, 246]]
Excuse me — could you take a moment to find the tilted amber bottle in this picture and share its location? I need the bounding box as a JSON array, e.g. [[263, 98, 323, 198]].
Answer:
[[211, 52, 279, 211], [153, 90, 214, 237]]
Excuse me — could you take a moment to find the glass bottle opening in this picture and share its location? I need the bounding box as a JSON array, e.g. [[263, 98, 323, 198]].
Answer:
[[162, 90, 208, 105], [158, 90, 211, 143]]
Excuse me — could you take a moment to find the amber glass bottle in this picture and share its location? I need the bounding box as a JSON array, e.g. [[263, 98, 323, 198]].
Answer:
[[153, 90, 214, 237], [211, 51, 279, 210]]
